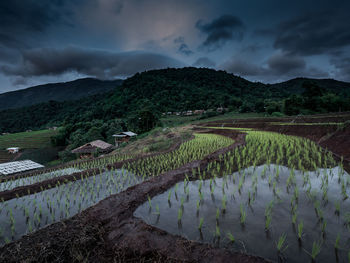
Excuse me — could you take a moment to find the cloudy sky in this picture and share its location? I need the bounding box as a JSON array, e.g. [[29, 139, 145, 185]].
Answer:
[[0, 0, 350, 93]]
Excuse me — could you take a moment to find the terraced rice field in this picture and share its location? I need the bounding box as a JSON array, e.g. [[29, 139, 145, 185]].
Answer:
[[135, 130, 350, 262], [0, 133, 233, 246]]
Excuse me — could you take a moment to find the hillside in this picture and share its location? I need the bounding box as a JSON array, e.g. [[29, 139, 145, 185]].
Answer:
[[0, 67, 349, 134], [0, 78, 123, 110], [269, 77, 350, 94]]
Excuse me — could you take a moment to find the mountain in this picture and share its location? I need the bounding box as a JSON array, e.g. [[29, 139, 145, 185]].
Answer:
[[269, 77, 350, 94], [0, 78, 123, 110], [0, 67, 349, 133]]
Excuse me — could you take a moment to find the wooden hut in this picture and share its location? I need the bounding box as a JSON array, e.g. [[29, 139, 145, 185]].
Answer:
[[71, 140, 113, 159], [112, 131, 137, 147]]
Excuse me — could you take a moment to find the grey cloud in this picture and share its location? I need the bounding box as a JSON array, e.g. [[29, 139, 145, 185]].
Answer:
[[196, 15, 244, 51], [267, 53, 306, 75], [221, 53, 328, 81], [1, 47, 186, 78], [0, 0, 77, 48], [193, 57, 216, 68], [330, 57, 350, 81], [271, 10, 350, 55], [174, 37, 193, 56]]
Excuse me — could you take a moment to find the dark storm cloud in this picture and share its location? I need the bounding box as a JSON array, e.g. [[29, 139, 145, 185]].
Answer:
[[267, 53, 306, 75], [193, 57, 216, 68], [174, 37, 194, 56], [330, 57, 350, 81], [221, 52, 327, 80], [0, 0, 76, 48], [178, 44, 194, 56], [196, 15, 244, 51], [270, 10, 350, 56], [1, 46, 186, 78]]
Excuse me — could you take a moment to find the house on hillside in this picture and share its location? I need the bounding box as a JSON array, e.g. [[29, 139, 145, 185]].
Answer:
[[71, 140, 114, 159], [6, 147, 19, 154], [112, 131, 137, 147]]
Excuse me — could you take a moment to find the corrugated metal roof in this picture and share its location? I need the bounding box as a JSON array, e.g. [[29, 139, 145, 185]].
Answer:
[[0, 160, 44, 175], [6, 147, 19, 150], [112, 131, 137, 137]]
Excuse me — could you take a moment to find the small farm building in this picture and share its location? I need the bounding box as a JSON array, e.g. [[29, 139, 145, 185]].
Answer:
[[112, 131, 137, 147], [0, 160, 44, 176], [71, 140, 114, 158], [6, 147, 19, 154]]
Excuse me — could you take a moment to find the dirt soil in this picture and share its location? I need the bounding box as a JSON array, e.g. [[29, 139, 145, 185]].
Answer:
[[0, 130, 271, 263]]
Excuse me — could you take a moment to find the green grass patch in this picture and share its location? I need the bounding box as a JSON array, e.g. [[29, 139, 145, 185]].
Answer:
[[0, 129, 59, 150]]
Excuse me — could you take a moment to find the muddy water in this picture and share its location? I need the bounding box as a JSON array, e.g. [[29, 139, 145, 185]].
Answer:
[[0, 169, 141, 246], [135, 165, 350, 263], [0, 168, 82, 191]]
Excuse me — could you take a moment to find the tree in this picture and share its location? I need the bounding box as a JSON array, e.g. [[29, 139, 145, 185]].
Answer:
[[127, 109, 159, 134], [283, 95, 303, 115], [302, 81, 324, 111]]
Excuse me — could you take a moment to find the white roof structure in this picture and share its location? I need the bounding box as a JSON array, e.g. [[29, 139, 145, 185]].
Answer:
[[112, 131, 137, 137], [6, 147, 19, 150], [0, 160, 44, 175]]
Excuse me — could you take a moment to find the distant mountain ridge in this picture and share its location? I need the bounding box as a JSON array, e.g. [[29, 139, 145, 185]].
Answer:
[[0, 67, 349, 133], [268, 77, 350, 94], [0, 78, 123, 110]]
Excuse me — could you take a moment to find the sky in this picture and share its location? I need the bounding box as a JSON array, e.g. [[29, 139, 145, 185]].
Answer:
[[0, 0, 350, 93]]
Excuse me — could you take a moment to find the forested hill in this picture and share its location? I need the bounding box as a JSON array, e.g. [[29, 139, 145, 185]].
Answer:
[[0, 78, 123, 110], [269, 77, 350, 94], [0, 67, 349, 133], [101, 67, 350, 116]]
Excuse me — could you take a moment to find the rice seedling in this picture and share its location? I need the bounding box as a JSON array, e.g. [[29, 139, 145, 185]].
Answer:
[[177, 208, 183, 222], [276, 233, 288, 253], [334, 233, 340, 250], [147, 196, 152, 209], [321, 220, 327, 236], [240, 204, 246, 224], [310, 240, 322, 260], [215, 224, 221, 238], [227, 232, 235, 243], [292, 212, 298, 225], [297, 221, 303, 240], [265, 213, 272, 230], [155, 204, 160, 215], [198, 217, 204, 231], [216, 208, 220, 221], [334, 201, 340, 215], [221, 194, 227, 213], [167, 190, 172, 202]]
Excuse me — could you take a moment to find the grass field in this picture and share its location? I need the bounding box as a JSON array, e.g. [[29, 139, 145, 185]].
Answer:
[[0, 129, 58, 150], [0, 129, 60, 164], [0, 150, 12, 163]]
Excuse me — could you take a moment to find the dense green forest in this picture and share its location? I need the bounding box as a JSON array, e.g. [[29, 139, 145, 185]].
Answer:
[[0, 67, 349, 157]]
